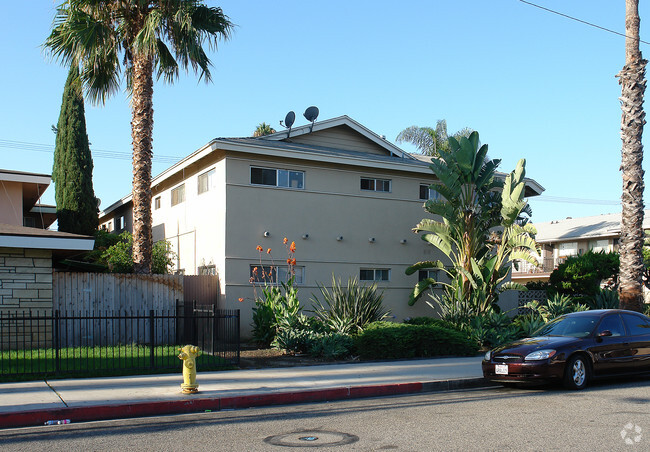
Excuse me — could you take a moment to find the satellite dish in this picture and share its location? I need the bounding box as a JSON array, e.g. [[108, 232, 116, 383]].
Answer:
[[304, 106, 319, 123], [280, 111, 296, 138], [284, 111, 295, 129]]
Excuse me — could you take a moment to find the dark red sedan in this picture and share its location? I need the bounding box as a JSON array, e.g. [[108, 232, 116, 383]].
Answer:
[[482, 309, 650, 389]]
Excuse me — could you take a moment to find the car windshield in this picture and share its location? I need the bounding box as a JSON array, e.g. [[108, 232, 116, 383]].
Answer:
[[532, 315, 600, 338]]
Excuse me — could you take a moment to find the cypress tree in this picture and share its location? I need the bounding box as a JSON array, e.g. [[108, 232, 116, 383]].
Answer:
[[53, 65, 98, 235]]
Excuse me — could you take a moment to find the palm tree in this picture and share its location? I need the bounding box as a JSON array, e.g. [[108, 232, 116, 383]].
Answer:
[[396, 119, 474, 157], [45, 1, 233, 274], [253, 122, 276, 137], [617, 0, 647, 312]]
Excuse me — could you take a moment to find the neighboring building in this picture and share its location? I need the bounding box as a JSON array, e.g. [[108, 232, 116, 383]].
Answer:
[[0, 169, 95, 315], [512, 211, 650, 284], [99, 116, 544, 337]]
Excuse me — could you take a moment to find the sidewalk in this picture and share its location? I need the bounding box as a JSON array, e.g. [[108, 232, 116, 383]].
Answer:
[[0, 356, 489, 429]]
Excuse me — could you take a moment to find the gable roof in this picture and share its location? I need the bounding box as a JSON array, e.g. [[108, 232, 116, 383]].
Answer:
[[534, 211, 650, 243], [100, 115, 545, 216], [261, 115, 415, 159]]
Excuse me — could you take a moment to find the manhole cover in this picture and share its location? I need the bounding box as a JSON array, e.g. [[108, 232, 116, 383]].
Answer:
[[264, 430, 359, 448]]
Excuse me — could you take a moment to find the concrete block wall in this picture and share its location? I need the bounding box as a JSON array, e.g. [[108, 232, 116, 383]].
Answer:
[[0, 247, 53, 349]]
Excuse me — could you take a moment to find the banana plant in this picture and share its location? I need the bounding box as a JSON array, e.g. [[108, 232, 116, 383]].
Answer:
[[406, 132, 540, 316]]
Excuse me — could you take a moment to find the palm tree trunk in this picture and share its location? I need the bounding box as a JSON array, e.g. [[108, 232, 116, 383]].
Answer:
[[131, 52, 154, 274], [618, 0, 647, 312]]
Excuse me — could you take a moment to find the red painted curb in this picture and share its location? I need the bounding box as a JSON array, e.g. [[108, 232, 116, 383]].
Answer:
[[0, 379, 487, 430]]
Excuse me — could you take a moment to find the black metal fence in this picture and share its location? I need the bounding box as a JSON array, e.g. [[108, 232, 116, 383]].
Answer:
[[0, 302, 239, 379]]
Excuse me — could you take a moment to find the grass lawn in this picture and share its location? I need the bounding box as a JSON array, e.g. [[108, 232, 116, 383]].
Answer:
[[0, 344, 237, 382]]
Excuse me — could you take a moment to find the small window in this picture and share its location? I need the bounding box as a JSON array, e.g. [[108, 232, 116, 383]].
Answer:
[[198, 169, 216, 194], [360, 268, 390, 281], [250, 265, 304, 284], [198, 265, 216, 276], [154, 196, 161, 210], [171, 184, 185, 206], [418, 269, 439, 282], [251, 167, 304, 189], [589, 239, 609, 253], [559, 242, 578, 256], [108, 221, 112, 231], [361, 177, 391, 192], [419, 184, 442, 201], [23, 217, 36, 227], [279, 266, 304, 285], [115, 215, 125, 230]]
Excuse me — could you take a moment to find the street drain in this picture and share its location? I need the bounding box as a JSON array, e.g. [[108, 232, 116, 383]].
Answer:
[[265, 430, 359, 448]]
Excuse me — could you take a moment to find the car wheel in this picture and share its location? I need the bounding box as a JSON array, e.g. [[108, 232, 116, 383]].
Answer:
[[564, 355, 589, 390]]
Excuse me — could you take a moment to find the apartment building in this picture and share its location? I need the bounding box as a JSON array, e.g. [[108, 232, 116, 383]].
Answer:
[[100, 116, 544, 336]]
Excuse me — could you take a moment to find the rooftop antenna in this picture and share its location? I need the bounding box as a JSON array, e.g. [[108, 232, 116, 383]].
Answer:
[[280, 111, 295, 138], [304, 106, 319, 132]]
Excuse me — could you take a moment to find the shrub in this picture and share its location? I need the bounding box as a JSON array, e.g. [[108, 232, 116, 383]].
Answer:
[[354, 322, 478, 360], [512, 314, 545, 338], [403, 316, 462, 331], [273, 328, 319, 355], [465, 311, 518, 348], [311, 277, 390, 334], [309, 333, 355, 360], [549, 251, 619, 296]]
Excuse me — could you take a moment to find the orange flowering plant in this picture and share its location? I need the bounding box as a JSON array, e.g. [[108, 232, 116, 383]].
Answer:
[[249, 237, 304, 348]]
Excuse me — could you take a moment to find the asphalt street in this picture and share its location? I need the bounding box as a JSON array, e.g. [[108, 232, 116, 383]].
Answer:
[[1, 377, 648, 451]]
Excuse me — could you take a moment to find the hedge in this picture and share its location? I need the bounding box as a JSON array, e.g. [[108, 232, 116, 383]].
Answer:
[[354, 322, 478, 360]]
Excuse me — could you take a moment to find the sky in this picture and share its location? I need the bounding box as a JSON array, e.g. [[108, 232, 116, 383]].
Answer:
[[1, 0, 649, 225]]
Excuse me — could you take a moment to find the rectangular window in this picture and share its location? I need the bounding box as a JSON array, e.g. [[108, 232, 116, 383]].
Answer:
[[361, 177, 391, 192], [251, 167, 304, 189], [419, 184, 441, 201], [589, 239, 609, 253], [360, 268, 390, 281], [559, 242, 578, 256], [115, 216, 125, 230], [198, 168, 216, 194], [23, 217, 35, 227], [154, 196, 161, 210], [250, 265, 304, 285], [198, 265, 216, 276], [418, 269, 439, 282], [171, 184, 185, 206]]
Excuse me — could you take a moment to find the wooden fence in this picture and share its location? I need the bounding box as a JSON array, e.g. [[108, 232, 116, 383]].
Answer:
[[53, 272, 184, 313], [51, 272, 220, 345], [53, 272, 220, 313]]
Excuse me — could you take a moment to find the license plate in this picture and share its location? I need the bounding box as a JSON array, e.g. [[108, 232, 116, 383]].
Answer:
[[495, 364, 508, 375]]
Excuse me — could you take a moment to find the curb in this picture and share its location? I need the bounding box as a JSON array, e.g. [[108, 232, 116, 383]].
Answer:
[[0, 377, 492, 430]]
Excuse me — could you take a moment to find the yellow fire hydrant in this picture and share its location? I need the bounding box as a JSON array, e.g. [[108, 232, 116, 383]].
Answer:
[[178, 345, 201, 394]]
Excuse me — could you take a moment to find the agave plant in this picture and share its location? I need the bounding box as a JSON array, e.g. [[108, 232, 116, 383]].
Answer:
[[524, 294, 588, 323], [586, 289, 620, 310], [406, 132, 539, 315], [311, 277, 390, 335]]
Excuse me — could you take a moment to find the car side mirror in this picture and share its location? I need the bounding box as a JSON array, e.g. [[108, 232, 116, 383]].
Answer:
[[598, 330, 613, 337]]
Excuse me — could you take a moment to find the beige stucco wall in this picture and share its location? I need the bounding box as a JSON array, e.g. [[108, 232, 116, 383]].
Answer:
[[0, 181, 23, 225], [221, 154, 448, 337]]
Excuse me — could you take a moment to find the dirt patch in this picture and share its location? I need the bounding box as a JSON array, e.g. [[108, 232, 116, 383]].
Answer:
[[239, 347, 357, 369]]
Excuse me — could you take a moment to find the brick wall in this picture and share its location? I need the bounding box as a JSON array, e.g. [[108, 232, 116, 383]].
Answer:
[[0, 247, 53, 312]]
